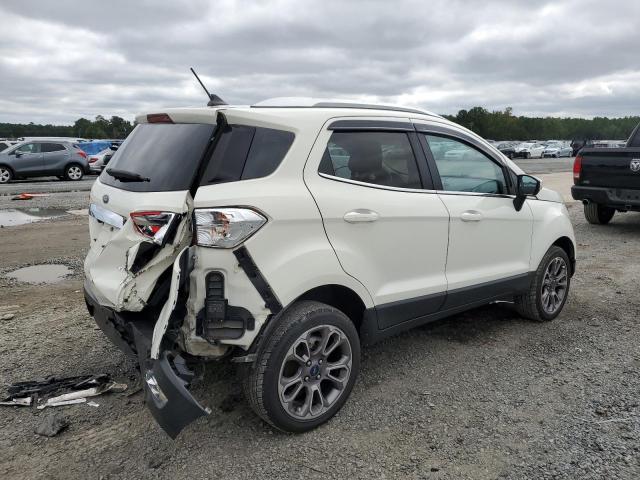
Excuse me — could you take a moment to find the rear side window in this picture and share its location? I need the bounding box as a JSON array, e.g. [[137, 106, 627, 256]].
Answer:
[[319, 131, 422, 189], [100, 123, 215, 192], [0, 143, 7, 152], [199, 125, 294, 186], [41, 143, 66, 153]]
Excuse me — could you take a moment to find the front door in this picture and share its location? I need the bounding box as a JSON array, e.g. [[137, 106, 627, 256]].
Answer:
[[420, 131, 533, 308], [12, 142, 43, 175], [304, 120, 450, 329]]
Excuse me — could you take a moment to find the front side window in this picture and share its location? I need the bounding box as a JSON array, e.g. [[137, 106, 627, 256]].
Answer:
[[15, 143, 41, 154], [424, 135, 507, 194], [319, 131, 421, 189]]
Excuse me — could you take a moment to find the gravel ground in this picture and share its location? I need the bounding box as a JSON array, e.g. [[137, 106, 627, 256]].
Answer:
[[0, 189, 639, 479]]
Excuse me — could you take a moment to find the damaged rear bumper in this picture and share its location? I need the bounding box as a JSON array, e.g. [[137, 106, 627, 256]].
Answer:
[[84, 250, 210, 438], [131, 326, 209, 439]]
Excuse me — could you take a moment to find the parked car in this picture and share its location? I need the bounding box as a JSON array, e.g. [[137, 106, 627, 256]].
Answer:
[[542, 144, 573, 158], [0, 140, 17, 152], [78, 141, 121, 173], [496, 141, 517, 159], [18, 136, 88, 143], [0, 140, 89, 183], [514, 142, 546, 158], [84, 99, 576, 438], [572, 121, 640, 224]]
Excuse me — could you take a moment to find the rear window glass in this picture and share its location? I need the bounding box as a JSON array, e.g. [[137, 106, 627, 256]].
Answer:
[[199, 125, 294, 186], [100, 123, 215, 192]]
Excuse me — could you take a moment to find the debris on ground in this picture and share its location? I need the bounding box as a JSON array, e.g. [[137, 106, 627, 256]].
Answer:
[[0, 305, 20, 321], [34, 414, 69, 437], [0, 374, 127, 409], [11, 193, 50, 201]]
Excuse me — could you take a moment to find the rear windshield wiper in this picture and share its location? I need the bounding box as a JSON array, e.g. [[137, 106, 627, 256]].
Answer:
[[106, 168, 150, 182]]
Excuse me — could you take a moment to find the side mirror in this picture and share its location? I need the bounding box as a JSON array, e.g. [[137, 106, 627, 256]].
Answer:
[[513, 174, 541, 211], [15, 152, 22, 158]]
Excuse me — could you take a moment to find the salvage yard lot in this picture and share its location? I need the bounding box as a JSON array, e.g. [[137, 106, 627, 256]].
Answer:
[[0, 173, 639, 479]]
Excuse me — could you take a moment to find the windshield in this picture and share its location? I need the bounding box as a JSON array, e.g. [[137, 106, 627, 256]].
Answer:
[[99, 123, 215, 192]]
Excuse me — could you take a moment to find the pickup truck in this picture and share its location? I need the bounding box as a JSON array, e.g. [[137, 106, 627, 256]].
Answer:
[[572, 122, 640, 224]]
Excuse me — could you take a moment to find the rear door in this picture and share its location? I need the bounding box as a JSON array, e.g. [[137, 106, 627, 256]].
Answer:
[[85, 120, 217, 311], [416, 123, 533, 307], [41, 143, 70, 173], [304, 119, 450, 330]]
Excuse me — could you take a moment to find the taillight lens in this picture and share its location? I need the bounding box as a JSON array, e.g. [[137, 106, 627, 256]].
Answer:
[[147, 113, 173, 124], [194, 208, 266, 248], [130, 211, 178, 245], [77, 150, 87, 159], [573, 155, 582, 184]]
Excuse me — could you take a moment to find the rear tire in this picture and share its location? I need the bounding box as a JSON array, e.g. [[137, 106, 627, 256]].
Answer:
[[0, 166, 13, 184], [64, 164, 84, 181], [243, 301, 360, 433], [515, 246, 571, 322], [584, 203, 615, 224]]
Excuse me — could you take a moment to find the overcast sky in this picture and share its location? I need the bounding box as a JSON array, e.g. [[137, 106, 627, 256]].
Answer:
[[1, 0, 639, 124]]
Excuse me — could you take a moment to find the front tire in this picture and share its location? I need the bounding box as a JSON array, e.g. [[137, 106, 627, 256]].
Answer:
[[243, 301, 360, 432], [515, 246, 571, 322], [584, 203, 615, 224], [0, 166, 13, 184], [64, 164, 84, 181]]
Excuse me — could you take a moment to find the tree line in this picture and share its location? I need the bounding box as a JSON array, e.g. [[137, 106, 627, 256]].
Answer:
[[0, 115, 135, 140], [443, 107, 640, 141], [1, 108, 639, 141]]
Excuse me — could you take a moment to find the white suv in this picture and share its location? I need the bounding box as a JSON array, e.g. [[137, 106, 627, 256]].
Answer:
[[84, 98, 576, 437]]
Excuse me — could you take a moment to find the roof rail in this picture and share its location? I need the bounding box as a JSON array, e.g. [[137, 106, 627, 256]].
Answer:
[[251, 97, 440, 118]]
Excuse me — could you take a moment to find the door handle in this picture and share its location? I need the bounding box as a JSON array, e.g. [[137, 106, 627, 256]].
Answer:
[[343, 209, 379, 223], [460, 210, 483, 222]]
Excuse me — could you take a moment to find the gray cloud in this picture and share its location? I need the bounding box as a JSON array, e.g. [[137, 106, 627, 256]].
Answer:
[[1, 0, 639, 124]]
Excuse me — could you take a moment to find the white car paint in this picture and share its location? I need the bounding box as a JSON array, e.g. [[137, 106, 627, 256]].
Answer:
[[515, 142, 546, 158], [85, 101, 576, 360]]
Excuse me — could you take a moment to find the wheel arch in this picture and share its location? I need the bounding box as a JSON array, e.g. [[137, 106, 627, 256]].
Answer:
[[292, 284, 367, 332], [0, 163, 15, 175], [552, 236, 576, 275]]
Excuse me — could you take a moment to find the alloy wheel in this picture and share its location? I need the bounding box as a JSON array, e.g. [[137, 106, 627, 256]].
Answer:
[[0, 167, 10, 183], [541, 257, 568, 314], [278, 325, 352, 420], [67, 166, 83, 180]]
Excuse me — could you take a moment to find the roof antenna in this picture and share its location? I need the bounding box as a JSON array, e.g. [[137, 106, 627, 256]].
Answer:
[[190, 67, 227, 106]]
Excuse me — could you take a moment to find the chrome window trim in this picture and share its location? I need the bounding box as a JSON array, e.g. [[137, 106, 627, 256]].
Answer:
[[318, 172, 437, 194], [89, 203, 125, 229]]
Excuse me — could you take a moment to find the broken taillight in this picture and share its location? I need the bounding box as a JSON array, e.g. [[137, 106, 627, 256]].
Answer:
[[130, 211, 178, 245]]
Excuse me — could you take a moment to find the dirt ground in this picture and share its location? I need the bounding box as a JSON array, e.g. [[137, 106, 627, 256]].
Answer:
[[0, 191, 639, 479]]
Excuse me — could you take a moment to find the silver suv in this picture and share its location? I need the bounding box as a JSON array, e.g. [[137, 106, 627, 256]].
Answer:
[[0, 140, 89, 183]]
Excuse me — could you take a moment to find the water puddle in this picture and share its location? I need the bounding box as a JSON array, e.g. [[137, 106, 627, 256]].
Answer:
[[5, 264, 73, 284], [0, 208, 68, 227]]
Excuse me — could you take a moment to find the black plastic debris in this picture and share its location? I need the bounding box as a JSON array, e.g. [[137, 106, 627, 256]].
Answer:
[[1, 374, 127, 408]]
